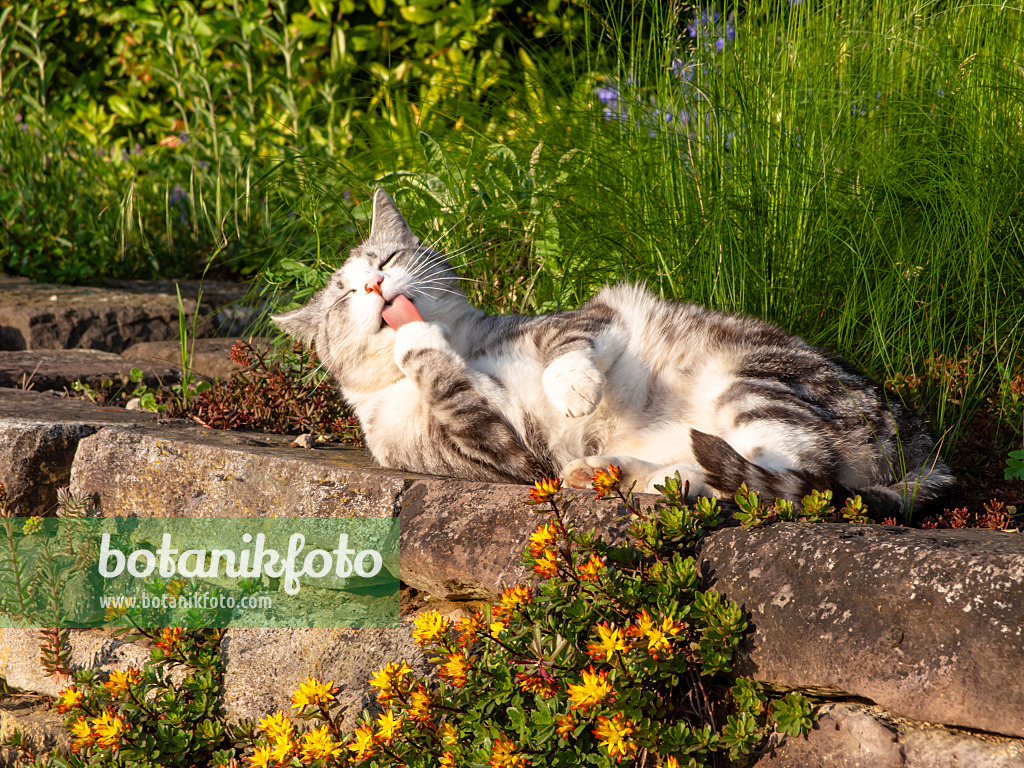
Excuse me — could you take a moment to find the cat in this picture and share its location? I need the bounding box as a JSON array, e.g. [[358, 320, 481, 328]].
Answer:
[[273, 189, 954, 517]]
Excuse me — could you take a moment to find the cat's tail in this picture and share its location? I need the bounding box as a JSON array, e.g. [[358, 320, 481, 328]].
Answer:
[[689, 429, 954, 519]]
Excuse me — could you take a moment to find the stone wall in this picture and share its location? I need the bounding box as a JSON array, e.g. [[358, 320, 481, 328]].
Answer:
[[1, 386, 1023, 766]]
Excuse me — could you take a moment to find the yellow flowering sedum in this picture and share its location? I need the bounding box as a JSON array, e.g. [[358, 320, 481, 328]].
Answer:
[[528, 523, 557, 553], [590, 464, 622, 499], [248, 744, 274, 768], [369, 660, 412, 704], [56, 685, 84, 714], [348, 723, 377, 760], [567, 666, 614, 711], [90, 710, 128, 750], [406, 684, 433, 722], [104, 668, 141, 697], [532, 548, 559, 578], [412, 609, 451, 648], [376, 708, 403, 744], [577, 553, 606, 582], [269, 733, 295, 764], [258, 710, 294, 743], [456, 611, 484, 646], [593, 713, 638, 762], [291, 675, 337, 710], [489, 736, 528, 767], [587, 623, 631, 662], [440, 652, 472, 688], [69, 715, 92, 752], [527, 476, 561, 505], [300, 724, 343, 761], [441, 722, 460, 745]]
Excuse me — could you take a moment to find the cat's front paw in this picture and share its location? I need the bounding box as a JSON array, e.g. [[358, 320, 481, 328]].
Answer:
[[543, 351, 605, 418], [393, 321, 451, 369]]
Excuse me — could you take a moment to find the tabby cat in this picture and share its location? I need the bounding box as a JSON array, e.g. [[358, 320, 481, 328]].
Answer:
[[273, 189, 953, 516]]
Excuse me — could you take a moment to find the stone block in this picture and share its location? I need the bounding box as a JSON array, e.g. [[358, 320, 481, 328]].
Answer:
[[0, 701, 68, 764], [756, 704, 1024, 768], [755, 704, 903, 768], [0, 389, 157, 515], [700, 523, 1024, 738], [69, 424, 408, 518], [398, 479, 640, 600], [0, 279, 254, 353]]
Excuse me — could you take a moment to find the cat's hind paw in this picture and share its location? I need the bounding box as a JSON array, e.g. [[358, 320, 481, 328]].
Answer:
[[559, 455, 657, 491], [543, 352, 605, 418]]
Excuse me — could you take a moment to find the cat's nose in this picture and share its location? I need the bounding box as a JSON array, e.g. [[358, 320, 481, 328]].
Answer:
[[365, 274, 384, 296]]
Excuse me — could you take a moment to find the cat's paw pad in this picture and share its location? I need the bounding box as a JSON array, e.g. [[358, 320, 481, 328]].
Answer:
[[393, 321, 451, 367], [543, 352, 605, 418]]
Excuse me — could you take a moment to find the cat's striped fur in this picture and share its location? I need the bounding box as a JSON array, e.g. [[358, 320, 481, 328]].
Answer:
[[273, 190, 954, 517]]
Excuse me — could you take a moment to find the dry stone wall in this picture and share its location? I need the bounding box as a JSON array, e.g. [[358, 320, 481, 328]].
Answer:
[[0, 279, 1022, 766]]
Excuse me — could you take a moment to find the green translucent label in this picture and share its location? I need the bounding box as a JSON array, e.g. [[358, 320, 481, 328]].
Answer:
[[0, 516, 399, 629]]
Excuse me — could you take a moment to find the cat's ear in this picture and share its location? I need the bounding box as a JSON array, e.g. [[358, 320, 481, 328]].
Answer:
[[368, 189, 419, 247], [271, 298, 322, 347]]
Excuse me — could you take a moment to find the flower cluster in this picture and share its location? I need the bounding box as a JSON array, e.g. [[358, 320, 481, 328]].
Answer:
[[54, 687, 131, 754], [281, 465, 814, 768]]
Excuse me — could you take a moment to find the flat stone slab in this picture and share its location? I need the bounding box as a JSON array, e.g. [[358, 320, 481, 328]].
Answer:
[[0, 349, 180, 392], [103, 278, 260, 338], [0, 279, 252, 353], [398, 479, 640, 600], [701, 523, 1024, 738], [69, 424, 410, 518], [0, 700, 68, 761]]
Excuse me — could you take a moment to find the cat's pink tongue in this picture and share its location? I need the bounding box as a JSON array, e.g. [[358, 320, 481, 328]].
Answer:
[[382, 293, 423, 329]]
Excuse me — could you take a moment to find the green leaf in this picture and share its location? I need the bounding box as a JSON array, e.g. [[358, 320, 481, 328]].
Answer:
[[399, 6, 436, 24], [107, 95, 134, 119], [309, 0, 333, 20], [772, 692, 818, 737], [1005, 450, 1024, 480]]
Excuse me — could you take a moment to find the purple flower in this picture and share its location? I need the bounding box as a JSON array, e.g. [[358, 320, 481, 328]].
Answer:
[[687, 7, 735, 53], [687, 8, 720, 38], [169, 184, 188, 205], [594, 76, 634, 122]]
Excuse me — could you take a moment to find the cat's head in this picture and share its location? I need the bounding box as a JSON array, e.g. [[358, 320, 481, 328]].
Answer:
[[272, 189, 468, 394]]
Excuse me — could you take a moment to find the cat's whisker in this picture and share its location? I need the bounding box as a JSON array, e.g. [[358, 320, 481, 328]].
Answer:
[[413, 286, 465, 299], [424, 216, 470, 251]]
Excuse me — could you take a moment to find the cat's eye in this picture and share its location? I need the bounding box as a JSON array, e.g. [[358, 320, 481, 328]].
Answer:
[[379, 250, 400, 270]]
